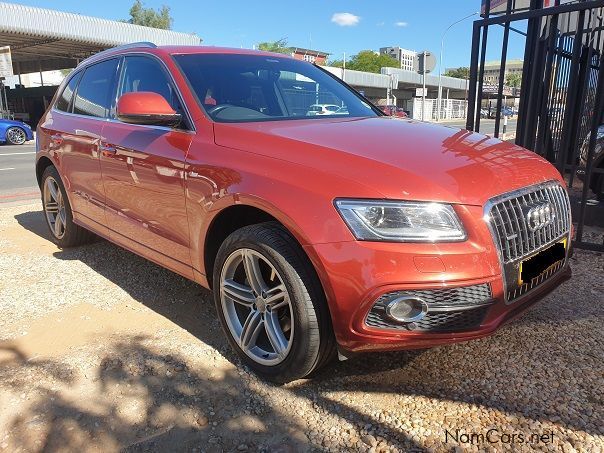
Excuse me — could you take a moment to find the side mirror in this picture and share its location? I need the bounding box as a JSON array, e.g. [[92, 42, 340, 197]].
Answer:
[[116, 92, 182, 128]]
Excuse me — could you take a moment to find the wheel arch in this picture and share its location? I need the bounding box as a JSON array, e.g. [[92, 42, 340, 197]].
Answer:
[[36, 155, 55, 187], [201, 200, 329, 297]]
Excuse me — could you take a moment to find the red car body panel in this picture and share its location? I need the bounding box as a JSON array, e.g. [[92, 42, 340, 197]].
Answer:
[[36, 45, 571, 354], [213, 119, 564, 207], [99, 122, 193, 268], [39, 112, 108, 230]]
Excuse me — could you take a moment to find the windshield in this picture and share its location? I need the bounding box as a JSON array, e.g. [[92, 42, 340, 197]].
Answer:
[[173, 53, 379, 123]]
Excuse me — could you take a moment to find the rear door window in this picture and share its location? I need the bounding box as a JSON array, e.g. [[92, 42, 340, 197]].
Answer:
[[73, 59, 119, 118], [55, 71, 82, 112]]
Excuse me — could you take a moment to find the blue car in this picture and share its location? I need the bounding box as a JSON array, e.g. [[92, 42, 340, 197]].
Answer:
[[0, 119, 34, 145]]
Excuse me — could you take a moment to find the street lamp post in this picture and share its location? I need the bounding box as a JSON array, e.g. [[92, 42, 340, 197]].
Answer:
[[437, 11, 479, 121]]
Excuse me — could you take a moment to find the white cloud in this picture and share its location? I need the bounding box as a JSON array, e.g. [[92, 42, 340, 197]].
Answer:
[[376, 21, 385, 27], [394, 21, 408, 27], [331, 12, 360, 27]]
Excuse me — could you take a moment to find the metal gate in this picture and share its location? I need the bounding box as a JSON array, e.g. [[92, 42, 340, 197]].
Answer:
[[467, 0, 604, 251]]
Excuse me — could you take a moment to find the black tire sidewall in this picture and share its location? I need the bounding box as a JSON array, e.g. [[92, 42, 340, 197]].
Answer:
[[213, 225, 326, 383], [41, 166, 78, 247]]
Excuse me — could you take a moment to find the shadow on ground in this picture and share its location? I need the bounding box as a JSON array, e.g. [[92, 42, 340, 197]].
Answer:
[[10, 209, 604, 450]]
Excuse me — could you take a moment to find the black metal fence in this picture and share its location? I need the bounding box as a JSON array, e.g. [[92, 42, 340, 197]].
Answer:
[[467, 0, 604, 252]]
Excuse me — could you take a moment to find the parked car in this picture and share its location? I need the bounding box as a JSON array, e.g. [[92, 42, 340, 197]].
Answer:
[[306, 104, 342, 116], [577, 124, 604, 199], [488, 106, 514, 119], [0, 118, 33, 145], [379, 105, 408, 118], [503, 106, 515, 117], [36, 44, 572, 382]]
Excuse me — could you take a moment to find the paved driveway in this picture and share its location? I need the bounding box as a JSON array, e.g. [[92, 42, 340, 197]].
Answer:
[[0, 143, 39, 203]]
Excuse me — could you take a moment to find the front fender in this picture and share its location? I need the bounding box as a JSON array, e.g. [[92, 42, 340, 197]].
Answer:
[[184, 143, 381, 276]]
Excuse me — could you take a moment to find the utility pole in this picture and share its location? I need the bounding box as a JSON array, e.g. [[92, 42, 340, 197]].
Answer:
[[422, 51, 427, 121], [415, 50, 435, 121], [437, 11, 479, 121], [0, 81, 4, 117]]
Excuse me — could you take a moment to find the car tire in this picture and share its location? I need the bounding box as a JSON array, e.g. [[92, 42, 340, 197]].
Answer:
[[213, 222, 336, 383], [6, 126, 27, 145], [41, 165, 96, 248]]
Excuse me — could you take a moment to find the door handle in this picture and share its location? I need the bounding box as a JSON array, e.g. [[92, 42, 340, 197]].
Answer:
[[100, 144, 117, 157], [50, 134, 63, 146]]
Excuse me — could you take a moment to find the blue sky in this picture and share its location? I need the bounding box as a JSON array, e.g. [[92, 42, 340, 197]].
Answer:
[[13, 0, 526, 71]]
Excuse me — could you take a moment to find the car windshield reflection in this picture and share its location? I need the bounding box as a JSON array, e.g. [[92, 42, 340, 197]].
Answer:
[[173, 53, 378, 123]]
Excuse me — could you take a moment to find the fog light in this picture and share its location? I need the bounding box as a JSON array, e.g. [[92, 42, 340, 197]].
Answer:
[[384, 297, 428, 323]]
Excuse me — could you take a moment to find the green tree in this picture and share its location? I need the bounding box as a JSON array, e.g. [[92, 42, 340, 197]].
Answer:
[[124, 0, 172, 30], [330, 51, 400, 73], [444, 67, 470, 79], [257, 39, 292, 55], [505, 72, 522, 88]]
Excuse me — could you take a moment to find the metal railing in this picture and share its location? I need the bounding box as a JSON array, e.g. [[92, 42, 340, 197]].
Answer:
[[412, 98, 468, 121], [466, 0, 604, 252]]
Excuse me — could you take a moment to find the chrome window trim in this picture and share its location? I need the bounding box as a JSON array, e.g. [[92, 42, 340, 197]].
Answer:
[[49, 108, 196, 135], [50, 51, 196, 133], [483, 180, 572, 303]]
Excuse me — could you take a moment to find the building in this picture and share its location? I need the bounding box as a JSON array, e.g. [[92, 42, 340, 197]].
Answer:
[[290, 48, 329, 65], [0, 1, 201, 124], [379, 46, 417, 72], [482, 59, 524, 86]]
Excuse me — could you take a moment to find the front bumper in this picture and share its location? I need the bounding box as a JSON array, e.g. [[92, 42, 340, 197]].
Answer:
[[305, 203, 571, 353], [344, 263, 570, 353]]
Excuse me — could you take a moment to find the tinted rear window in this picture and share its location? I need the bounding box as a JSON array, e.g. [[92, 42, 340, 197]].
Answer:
[[73, 59, 119, 118]]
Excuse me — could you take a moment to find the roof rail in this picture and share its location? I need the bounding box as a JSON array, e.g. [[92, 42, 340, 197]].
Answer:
[[79, 42, 157, 66]]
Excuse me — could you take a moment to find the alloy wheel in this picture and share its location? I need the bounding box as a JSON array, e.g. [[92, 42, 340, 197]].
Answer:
[[43, 176, 67, 239], [6, 127, 26, 145], [220, 248, 294, 365]]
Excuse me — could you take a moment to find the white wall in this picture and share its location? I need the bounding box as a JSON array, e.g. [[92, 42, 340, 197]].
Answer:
[[5, 70, 65, 88]]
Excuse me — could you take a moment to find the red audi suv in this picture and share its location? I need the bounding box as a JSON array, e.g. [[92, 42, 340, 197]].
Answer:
[[36, 43, 572, 382]]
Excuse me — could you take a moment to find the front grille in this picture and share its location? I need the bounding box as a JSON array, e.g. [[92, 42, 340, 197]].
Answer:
[[486, 182, 571, 263], [365, 284, 493, 332]]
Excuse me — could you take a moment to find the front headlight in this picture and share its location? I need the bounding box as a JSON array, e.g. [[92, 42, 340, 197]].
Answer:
[[335, 199, 467, 242]]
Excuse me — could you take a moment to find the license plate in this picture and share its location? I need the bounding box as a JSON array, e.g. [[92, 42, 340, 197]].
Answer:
[[519, 239, 566, 285]]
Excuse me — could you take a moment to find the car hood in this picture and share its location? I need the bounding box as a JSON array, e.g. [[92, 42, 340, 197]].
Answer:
[[1, 119, 28, 127], [213, 116, 563, 206]]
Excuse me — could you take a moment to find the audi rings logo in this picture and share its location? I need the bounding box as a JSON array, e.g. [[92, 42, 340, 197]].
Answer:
[[525, 202, 555, 232]]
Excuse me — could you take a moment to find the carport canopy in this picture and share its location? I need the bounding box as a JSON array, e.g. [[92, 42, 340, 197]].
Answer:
[[0, 1, 201, 75]]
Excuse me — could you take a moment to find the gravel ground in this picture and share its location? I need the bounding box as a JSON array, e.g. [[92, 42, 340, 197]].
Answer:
[[0, 202, 603, 453]]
